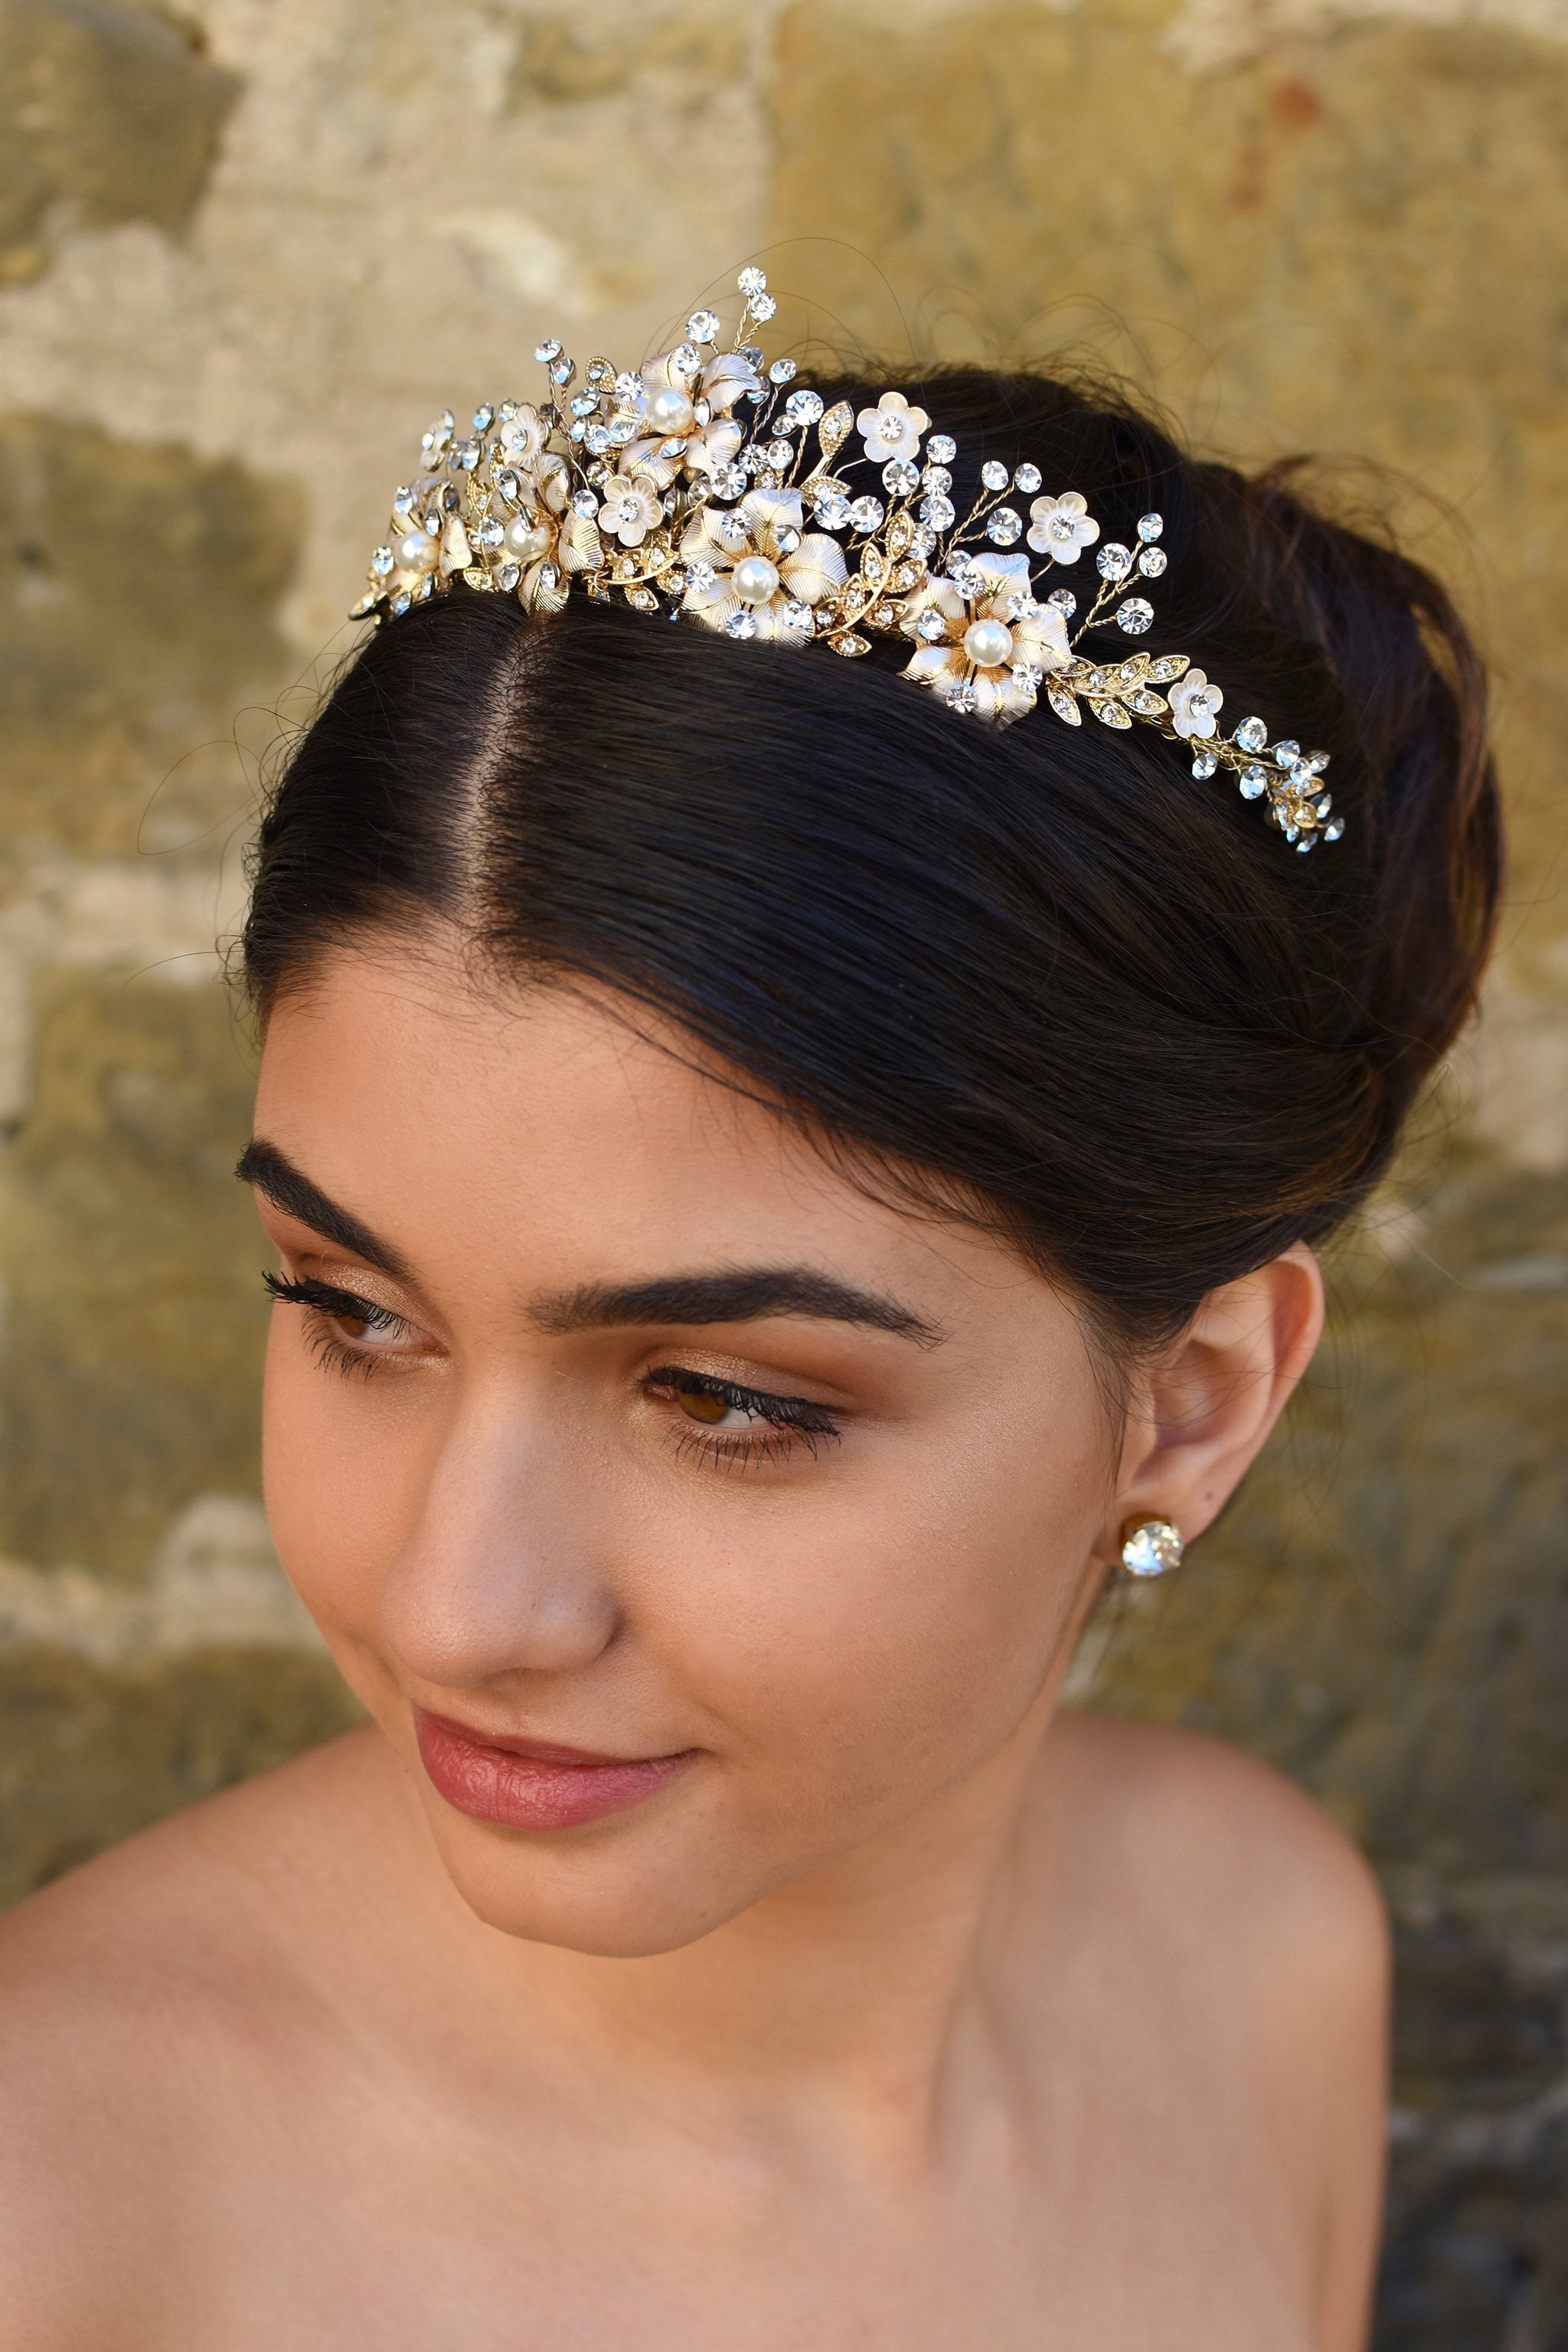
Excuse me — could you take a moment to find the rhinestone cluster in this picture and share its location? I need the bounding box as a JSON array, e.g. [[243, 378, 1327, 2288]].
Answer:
[[354, 270, 1342, 854]]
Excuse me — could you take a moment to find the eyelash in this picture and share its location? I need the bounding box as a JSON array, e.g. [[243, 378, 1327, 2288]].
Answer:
[[642, 1365, 843, 1473], [262, 1276, 844, 1467], [263, 1271, 419, 1383]]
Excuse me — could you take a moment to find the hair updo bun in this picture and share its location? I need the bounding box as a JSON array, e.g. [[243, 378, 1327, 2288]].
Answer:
[[243, 367, 1501, 1353]]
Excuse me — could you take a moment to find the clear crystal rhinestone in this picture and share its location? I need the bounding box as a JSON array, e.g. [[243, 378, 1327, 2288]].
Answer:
[[549, 357, 576, 387], [570, 392, 598, 416], [883, 459, 920, 495], [1191, 750, 1218, 779], [769, 358, 797, 384], [815, 492, 851, 529], [766, 439, 793, 468], [571, 489, 599, 518], [496, 560, 521, 591], [916, 611, 948, 642], [1013, 462, 1042, 494], [776, 527, 801, 554], [1096, 542, 1132, 580], [393, 487, 416, 516], [390, 590, 411, 617], [687, 309, 720, 344], [1272, 739, 1302, 769], [908, 525, 936, 557], [1236, 715, 1269, 753], [949, 555, 985, 594], [472, 404, 495, 433], [928, 434, 957, 464], [750, 292, 777, 320], [1011, 662, 1044, 692], [919, 493, 955, 531], [474, 518, 504, 550], [921, 465, 952, 496], [711, 465, 746, 500], [980, 460, 1009, 492], [685, 560, 717, 592], [454, 438, 481, 471], [534, 338, 562, 363], [1116, 598, 1154, 635], [1122, 1521, 1181, 1577], [946, 682, 978, 714], [726, 609, 757, 639], [784, 388, 824, 426], [669, 342, 699, 377], [1300, 748, 1330, 774], [1004, 591, 1039, 619], [850, 496, 885, 531], [537, 563, 560, 591], [1240, 764, 1269, 799], [1047, 588, 1077, 617], [613, 372, 644, 404], [608, 416, 637, 445], [584, 425, 610, 455], [738, 266, 767, 297], [781, 599, 815, 632], [371, 544, 395, 577], [498, 400, 518, 420], [1137, 546, 1167, 577], [986, 506, 1022, 546], [1324, 818, 1344, 841], [1314, 791, 1331, 815], [1137, 513, 1164, 541]]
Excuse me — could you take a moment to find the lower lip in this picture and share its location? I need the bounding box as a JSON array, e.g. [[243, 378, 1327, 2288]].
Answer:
[[414, 1710, 694, 1832]]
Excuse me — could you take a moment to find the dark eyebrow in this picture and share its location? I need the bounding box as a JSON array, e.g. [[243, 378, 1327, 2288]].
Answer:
[[236, 1138, 413, 1283], [528, 1269, 943, 1346]]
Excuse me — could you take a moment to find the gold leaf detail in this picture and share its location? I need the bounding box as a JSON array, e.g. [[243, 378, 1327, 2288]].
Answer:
[[860, 546, 887, 586], [818, 403, 854, 460], [829, 631, 871, 657], [887, 511, 915, 557], [462, 567, 493, 592], [1129, 690, 1168, 717], [1047, 687, 1082, 726], [1148, 655, 1190, 682], [1095, 699, 1132, 730]]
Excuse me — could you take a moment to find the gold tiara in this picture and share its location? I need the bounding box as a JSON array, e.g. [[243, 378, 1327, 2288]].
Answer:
[[352, 268, 1341, 853]]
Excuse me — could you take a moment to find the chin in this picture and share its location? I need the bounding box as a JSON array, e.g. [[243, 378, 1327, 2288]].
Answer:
[[425, 1808, 784, 1957]]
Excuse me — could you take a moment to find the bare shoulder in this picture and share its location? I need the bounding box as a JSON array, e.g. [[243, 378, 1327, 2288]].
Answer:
[[1046, 1706, 1390, 1989], [0, 1728, 393, 2341]]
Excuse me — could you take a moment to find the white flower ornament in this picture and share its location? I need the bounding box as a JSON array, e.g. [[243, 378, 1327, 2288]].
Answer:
[[1027, 492, 1100, 565], [351, 267, 1342, 851], [1168, 669, 1223, 740], [856, 390, 929, 469]]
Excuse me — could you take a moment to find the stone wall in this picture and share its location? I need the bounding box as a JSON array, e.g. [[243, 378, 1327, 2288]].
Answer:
[[0, 2, 1563, 2342]]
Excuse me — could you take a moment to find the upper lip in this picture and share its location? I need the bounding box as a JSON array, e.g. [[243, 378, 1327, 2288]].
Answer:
[[418, 1708, 691, 1770]]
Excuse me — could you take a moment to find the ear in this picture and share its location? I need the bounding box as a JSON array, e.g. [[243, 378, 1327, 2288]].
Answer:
[[1099, 1244, 1325, 1562]]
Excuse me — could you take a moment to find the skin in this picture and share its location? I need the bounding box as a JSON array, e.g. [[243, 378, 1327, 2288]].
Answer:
[[0, 935, 1389, 2351]]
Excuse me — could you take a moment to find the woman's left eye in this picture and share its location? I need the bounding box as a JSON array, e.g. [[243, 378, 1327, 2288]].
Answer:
[[263, 1269, 430, 1373], [642, 1364, 842, 1458]]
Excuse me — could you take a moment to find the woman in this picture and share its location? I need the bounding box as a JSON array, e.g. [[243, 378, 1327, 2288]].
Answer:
[[0, 273, 1498, 2348]]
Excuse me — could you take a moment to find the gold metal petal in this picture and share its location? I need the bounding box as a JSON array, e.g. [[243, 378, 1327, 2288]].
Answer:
[[780, 533, 848, 606], [1047, 686, 1082, 725], [1094, 699, 1132, 730], [559, 513, 606, 573], [818, 403, 854, 462]]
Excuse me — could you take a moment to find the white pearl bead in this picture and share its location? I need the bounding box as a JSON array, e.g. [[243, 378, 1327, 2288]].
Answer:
[[732, 554, 781, 605], [645, 387, 694, 436], [397, 530, 439, 574], [505, 519, 553, 561], [963, 617, 1014, 669]]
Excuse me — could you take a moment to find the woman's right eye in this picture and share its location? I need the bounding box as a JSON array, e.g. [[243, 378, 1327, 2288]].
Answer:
[[263, 1269, 434, 1375]]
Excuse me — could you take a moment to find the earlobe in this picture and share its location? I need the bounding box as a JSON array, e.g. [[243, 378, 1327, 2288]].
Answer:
[[1106, 1244, 1325, 1555]]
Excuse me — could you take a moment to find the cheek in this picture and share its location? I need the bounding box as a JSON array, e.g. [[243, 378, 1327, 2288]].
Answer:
[[260, 1321, 438, 1661], [644, 1403, 1108, 1826]]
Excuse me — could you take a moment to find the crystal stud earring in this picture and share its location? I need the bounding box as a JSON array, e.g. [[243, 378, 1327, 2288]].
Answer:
[[1120, 1518, 1184, 1578]]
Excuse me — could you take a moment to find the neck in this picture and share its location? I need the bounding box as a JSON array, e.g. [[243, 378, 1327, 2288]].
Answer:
[[376, 1675, 1075, 2172]]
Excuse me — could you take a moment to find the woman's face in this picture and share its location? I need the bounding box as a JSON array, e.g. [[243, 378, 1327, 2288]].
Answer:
[[250, 941, 1120, 1955]]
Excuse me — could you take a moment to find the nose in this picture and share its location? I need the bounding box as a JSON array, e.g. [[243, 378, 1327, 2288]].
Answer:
[[376, 1382, 620, 1692]]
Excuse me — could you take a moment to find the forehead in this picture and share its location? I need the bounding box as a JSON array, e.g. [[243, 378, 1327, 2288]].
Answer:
[[252, 942, 1044, 1322]]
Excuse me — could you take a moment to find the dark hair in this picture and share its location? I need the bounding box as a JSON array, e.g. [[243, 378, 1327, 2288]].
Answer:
[[243, 368, 1501, 1353]]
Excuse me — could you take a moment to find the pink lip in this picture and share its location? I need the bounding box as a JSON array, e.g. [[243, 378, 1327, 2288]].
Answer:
[[414, 1708, 695, 1831]]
